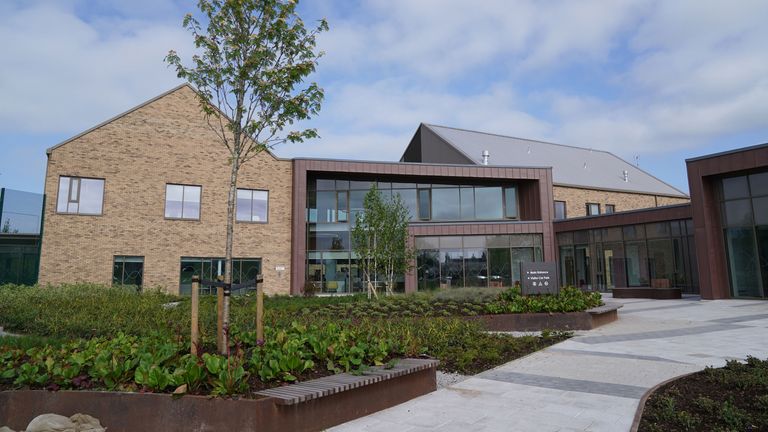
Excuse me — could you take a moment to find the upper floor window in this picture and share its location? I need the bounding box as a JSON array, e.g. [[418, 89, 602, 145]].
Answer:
[[587, 203, 601, 216], [605, 204, 616, 214], [165, 184, 201, 220], [236, 189, 269, 222], [56, 176, 104, 215], [554, 201, 566, 220]]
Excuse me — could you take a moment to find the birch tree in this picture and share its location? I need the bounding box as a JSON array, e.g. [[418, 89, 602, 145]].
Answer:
[[351, 186, 414, 298]]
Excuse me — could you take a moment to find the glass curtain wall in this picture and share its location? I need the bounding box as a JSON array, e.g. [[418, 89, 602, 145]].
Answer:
[[557, 220, 698, 293], [306, 177, 520, 294], [720, 172, 768, 298], [415, 234, 543, 291]]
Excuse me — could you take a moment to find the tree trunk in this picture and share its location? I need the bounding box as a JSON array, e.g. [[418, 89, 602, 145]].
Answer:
[[222, 152, 240, 355]]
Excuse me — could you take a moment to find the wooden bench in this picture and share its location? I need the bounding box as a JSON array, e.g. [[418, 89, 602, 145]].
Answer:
[[254, 358, 439, 405]]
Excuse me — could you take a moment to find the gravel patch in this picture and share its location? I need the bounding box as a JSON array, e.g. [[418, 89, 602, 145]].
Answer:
[[437, 371, 469, 389]]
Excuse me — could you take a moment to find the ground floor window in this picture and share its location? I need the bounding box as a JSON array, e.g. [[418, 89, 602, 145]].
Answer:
[[415, 234, 543, 291], [557, 220, 699, 293], [179, 257, 262, 295], [306, 251, 405, 295], [113, 256, 144, 288]]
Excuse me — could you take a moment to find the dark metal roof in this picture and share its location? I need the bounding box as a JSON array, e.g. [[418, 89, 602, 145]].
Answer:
[[421, 124, 689, 198]]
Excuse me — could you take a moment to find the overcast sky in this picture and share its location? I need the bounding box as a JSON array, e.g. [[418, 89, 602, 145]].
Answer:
[[1, 0, 767, 193]]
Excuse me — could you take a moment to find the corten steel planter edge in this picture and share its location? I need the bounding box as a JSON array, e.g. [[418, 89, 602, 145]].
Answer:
[[630, 370, 700, 432], [465, 303, 621, 331], [0, 358, 438, 432]]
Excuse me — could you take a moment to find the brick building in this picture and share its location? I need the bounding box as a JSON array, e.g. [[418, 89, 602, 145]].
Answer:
[[39, 84, 766, 300], [39, 85, 293, 295]]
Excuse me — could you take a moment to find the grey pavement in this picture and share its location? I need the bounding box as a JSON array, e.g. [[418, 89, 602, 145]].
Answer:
[[330, 295, 768, 432]]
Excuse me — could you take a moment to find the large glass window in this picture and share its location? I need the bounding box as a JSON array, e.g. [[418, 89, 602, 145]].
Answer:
[[464, 248, 488, 287], [474, 187, 503, 220], [504, 187, 518, 219], [625, 241, 649, 286], [414, 235, 541, 291], [460, 188, 474, 220], [393, 189, 418, 220], [431, 188, 460, 220], [113, 256, 143, 288], [57, 176, 104, 215], [417, 189, 431, 220], [165, 184, 201, 220], [236, 189, 268, 222], [720, 172, 768, 298], [417, 250, 440, 290]]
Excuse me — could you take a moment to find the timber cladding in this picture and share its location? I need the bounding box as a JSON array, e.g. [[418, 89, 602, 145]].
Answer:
[[553, 185, 689, 218], [38, 85, 293, 295]]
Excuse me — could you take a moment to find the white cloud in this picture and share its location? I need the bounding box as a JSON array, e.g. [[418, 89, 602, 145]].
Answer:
[[0, 2, 190, 134]]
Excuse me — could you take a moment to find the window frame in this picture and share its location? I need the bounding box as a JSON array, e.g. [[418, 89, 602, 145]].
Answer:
[[164, 183, 202, 221], [586, 202, 601, 216], [502, 186, 519, 219], [56, 176, 105, 216], [236, 188, 269, 224], [112, 255, 144, 288], [605, 204, 616, 214], [554, 200, 567, 220]]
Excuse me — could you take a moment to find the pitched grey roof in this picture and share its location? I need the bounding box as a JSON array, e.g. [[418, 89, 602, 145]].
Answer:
[[423, 124, 688, 197]]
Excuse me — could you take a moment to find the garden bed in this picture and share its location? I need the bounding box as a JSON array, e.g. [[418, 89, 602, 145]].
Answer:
[[0, 358, 438, 432], [465, 303, 621, 331], [635, 356, 768, 432]]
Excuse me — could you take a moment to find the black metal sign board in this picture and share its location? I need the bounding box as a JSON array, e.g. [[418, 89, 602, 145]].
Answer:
[[520, 262, 559, 295]]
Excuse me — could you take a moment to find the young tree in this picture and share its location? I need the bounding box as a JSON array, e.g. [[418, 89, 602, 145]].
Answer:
[[166, 0, 327, 354], [351, 186, 414, 298]]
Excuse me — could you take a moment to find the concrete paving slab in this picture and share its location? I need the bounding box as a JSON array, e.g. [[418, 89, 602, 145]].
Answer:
[[329, 296, 768, 432]]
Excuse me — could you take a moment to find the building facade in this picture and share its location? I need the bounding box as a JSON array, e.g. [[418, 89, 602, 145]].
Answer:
[[34, 85, 767, 301], [290, 159, 554, 295], [39, 85, 293, 295]]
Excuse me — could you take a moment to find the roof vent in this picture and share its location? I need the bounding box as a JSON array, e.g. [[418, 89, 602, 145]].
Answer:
[[481, 150, 490, 165], [623, 170, 629, 182]]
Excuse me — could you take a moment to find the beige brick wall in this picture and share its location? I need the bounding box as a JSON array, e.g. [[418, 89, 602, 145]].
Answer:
[[39, 86, 293, 295], [553, 186, 689, 218]]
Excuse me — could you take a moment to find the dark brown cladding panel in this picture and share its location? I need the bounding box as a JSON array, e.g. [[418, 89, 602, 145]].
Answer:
[[553, 204, 692, 232], [686, 144, 768, 299], [290, 159, 555, 294]]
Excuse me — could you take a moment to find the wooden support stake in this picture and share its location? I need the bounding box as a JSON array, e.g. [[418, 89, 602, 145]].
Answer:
[[256, 279, 264, 341], [190, 275, 200, 356], [216, 275, 224, 354]]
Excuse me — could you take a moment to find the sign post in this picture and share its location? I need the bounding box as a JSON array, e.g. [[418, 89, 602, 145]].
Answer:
[[520, 262, 559, 295]]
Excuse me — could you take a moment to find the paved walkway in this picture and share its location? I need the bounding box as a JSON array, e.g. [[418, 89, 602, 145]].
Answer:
[[330, 296, 768, 432]]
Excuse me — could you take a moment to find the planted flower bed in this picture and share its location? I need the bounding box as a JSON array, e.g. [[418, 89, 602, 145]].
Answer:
[[302, 287, 603, 319], [637, 357, 768, 432], [0, 322, 395, 396]]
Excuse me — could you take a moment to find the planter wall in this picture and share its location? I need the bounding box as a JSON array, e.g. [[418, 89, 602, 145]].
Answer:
[[0, 358, 438, 432], [466, 303, 621, 331], [612, 287, 682, 299]]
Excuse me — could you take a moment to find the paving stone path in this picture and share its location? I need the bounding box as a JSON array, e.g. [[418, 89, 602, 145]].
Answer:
[[330, 296, 768, 432]]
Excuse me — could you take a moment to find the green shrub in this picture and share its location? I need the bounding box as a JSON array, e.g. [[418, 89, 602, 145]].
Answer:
[[486, 286, 602, 314]]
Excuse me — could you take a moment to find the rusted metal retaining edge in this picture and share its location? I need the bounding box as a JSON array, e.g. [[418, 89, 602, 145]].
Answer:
[[0, 358, 439, 432]]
